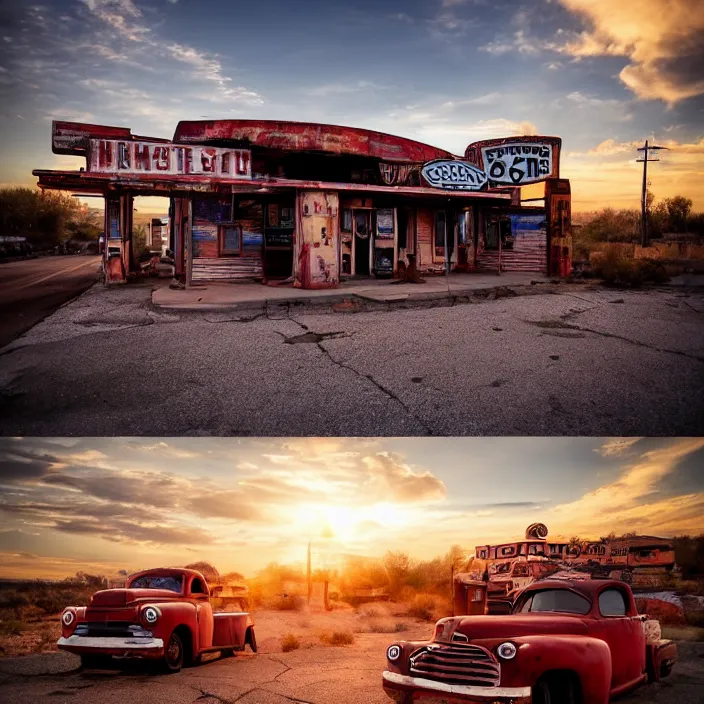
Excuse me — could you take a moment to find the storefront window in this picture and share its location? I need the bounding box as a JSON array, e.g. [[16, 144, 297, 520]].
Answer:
[[342, 209, 352, 232], [434, 210, 446, 258], [220, 224, 242, 255]]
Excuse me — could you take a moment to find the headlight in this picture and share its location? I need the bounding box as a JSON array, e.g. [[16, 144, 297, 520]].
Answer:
[[387, 645, 401, 661], [62, 610, 75, 626], [142, 606, 159, 625], [496, 641, 517, 660]]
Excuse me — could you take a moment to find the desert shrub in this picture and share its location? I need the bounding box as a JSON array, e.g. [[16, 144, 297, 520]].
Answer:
[[34, 591, 67, 615], [320, 630, 355, 646], [0, 591, 30, 616], [357, 604, 385, 619], [270, 595, 305, 612], [591, 245, 669, 287], [0, 619, 25, 636], [395, 622, 409, 632], [281, 633, 300, 652], [685, 611, 704, 628], [407, 594, 438, 621]]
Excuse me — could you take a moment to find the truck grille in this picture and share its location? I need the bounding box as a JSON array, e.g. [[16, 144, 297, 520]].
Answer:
[[409, 643, 501, 687], [74, 622, 138, 638]]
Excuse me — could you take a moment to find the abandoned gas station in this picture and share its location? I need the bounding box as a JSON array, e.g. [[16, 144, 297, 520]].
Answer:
[[33, 120, 573, 289]]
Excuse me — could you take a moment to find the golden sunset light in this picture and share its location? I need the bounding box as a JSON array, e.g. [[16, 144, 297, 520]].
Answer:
[[1, 437, 701, 581]]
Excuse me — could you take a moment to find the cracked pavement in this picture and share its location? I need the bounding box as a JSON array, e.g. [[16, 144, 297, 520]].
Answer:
[[0, 282, 703, 436], [0, 638, 702, 704]]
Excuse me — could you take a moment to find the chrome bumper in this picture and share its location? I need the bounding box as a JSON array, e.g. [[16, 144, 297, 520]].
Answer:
[[57, 635, 164, 650], [383, 671, 531, 700]]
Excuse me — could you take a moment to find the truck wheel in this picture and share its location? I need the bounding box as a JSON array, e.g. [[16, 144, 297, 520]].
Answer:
[[163, 631, 184, 673], [247, 627, 257, 653], [533, 675, 577, 704]]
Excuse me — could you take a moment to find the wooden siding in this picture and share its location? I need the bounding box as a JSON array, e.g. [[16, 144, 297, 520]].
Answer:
[[416, 208, 433, 270], [191, 197, 264, 282], [192, 257, 263, 281]]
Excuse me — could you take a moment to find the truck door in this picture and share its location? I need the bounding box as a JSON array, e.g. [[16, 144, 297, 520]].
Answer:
[[191, 576, 214, 652], [590, 587, 646, 691]]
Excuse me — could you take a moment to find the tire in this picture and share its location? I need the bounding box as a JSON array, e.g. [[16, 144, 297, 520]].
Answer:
[[532, 675, 578, 704], [162, 631, 184, 673], [80, 654, 111, 670], [247, 627, 257, 653]]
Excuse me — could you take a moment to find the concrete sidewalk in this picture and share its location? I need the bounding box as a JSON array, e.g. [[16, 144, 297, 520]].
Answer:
[[152, 271, 554, 313]]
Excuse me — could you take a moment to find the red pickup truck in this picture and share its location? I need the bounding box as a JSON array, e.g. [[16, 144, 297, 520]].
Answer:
[[57, 568, 257, 672], [383, 579, 676, 704]]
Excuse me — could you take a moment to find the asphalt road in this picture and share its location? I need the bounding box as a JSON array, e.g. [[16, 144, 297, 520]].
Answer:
[[0, 282, 703, 436], [0, 255, 101, 348], [0, 639, 701, 704]]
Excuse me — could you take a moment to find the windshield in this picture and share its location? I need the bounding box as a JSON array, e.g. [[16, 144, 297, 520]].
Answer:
[[130, 575, 183, 593], [517, 589, 590, 615]]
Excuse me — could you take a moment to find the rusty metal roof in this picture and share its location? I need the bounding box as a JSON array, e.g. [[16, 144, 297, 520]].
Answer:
[[172, 119, 456, 163]]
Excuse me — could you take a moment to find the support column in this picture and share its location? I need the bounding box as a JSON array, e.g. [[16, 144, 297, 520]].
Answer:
[[104, 194, 127, 285], [545, 178, 572, 278]]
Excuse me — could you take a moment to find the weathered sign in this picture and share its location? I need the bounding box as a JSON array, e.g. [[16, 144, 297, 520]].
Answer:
[[481, 142, 554, 185], [421, 160, 488, 191], [88, 139, 252, 179], [464, 136, 561, 185]]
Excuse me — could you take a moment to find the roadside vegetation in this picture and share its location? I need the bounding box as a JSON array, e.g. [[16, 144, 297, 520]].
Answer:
[[2, 538, 703, 657], [0, 187, 102, 252], [573, 193, 703, 287]]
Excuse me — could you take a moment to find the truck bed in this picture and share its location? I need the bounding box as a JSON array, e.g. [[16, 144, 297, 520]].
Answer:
[[212, 611, 250, 649]]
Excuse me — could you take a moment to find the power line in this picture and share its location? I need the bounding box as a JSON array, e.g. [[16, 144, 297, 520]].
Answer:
[[636, 140, 668, 247]]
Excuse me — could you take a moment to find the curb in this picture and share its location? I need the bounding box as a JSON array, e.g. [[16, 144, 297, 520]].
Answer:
[[153, 281, 570, 317]]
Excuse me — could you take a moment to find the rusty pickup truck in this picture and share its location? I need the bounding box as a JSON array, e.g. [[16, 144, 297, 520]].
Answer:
[[383, 579, 676, 704], [58, 567, 256, 672]]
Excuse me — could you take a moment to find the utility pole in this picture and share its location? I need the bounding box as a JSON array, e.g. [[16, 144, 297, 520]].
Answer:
[[636, 140, 668, 247]]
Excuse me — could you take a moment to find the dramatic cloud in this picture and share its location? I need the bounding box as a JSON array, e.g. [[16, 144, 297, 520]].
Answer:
[[0, 438, 702, 581], [549, 438, 704, 535], [362, 452, 447, 502], [557, 0, 704, 104]]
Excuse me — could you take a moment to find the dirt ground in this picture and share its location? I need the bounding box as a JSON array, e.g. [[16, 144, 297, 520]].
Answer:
[[0, 607, 703, 704]]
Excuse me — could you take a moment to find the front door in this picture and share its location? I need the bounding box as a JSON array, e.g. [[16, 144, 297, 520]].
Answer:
[[295, 191, 340, 289], [353, 210, 371, 276], [589, 586, 646, 692]]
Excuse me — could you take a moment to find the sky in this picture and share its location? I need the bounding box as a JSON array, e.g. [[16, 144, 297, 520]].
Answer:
[[0, 437, 702, 580], [0, 0, 703, 213]]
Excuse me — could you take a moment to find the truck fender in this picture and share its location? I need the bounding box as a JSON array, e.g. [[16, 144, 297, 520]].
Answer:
[[498, 634, 612, 704], [156, 602, 198, 657]]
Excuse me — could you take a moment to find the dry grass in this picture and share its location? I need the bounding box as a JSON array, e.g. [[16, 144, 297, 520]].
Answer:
[[662, 625, 704, 642], [406, 594, 439, 622], [320, 630, 355, 646], [589, 244, 669, 287], [281, 633, 301, 652]]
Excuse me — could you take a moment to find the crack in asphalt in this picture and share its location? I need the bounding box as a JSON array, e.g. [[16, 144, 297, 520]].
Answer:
[[316, 342, 434, 436], [279, 308, 434, 435], [528, 318, 704, 363]]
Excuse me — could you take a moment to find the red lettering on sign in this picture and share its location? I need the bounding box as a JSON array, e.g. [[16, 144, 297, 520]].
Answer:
[[135, 143, 151, 171], [221, 152, 231, 175], [201, 148, 216, 173], [153, 146, 170, 171], [99, 140, 112, 168], [184, 148, 193, 174], [236, 151, 250, 176]]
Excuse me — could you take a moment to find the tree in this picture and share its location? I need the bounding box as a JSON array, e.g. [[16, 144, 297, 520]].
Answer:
[[663, 196, 693, 232]]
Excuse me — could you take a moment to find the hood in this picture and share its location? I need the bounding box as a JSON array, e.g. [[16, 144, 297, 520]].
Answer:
[[453, 614, 588, 640], [90, 588, 181, 607]]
